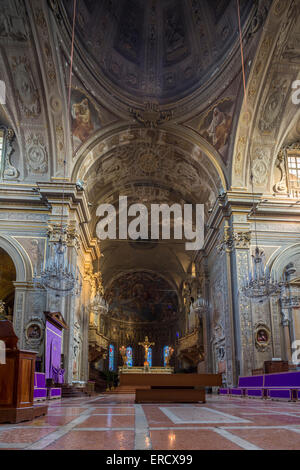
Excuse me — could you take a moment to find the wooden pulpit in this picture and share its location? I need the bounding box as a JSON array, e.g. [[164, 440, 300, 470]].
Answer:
[[0, 320, 48, 424]]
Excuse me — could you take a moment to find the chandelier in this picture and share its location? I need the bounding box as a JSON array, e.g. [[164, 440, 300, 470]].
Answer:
[[33, 1, 80, 299], [241, 247, 280, 303], [236, 2, 280, 304], [33, 238, 81, 297]]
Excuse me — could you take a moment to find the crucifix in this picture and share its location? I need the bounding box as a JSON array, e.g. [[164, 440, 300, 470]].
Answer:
[[138, 336, 155, 365]]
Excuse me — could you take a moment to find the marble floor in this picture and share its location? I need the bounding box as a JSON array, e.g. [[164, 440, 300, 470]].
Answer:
[[1, 394, 300, 450]]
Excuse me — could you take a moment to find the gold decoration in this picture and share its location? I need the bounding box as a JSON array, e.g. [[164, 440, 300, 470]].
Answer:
[[130, 102, 173, 128], [138, 336, 155, 365]]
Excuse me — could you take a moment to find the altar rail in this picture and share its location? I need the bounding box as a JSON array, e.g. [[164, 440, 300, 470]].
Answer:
[[219, 370, 300, 401]]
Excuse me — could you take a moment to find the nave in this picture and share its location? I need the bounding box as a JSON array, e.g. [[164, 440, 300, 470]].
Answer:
[[1, 394, 300, 451]]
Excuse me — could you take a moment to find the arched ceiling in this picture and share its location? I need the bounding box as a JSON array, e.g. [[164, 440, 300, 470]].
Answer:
[[61, 0, 254, 104], [79, 127, 222, 289]]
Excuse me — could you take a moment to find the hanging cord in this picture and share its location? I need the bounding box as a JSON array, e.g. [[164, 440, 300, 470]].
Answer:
[[60, 0, 77, 239], [237, 0, 258, 250]]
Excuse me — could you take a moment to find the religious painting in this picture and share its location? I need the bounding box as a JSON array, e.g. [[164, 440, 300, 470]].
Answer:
[[71, 89, 101, 150], [163, 1, 189, 65], [199, 98, 234, 158], [27, 324, 42, 340], [105, 272, 178, 323], [254, 323, 271, 352]]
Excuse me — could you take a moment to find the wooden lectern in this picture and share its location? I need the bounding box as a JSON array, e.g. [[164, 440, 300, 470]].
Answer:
[[0, 320, 48, 424]]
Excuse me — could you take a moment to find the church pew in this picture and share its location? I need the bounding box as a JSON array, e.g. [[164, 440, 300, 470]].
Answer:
[[220, 371, 300, 401]]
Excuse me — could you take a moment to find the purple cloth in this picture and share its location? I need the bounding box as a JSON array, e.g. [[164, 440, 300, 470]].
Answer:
[[35, 373, 46, 388], [34, 388, 47, 400], [247, 389, 263, 397], [45, 321, 63, 381], [269, 389, 291, 399], [264, 371, 300, 388], [52, 366, 65, 384], [239, 375, 263, 387], [48, 388, 62, 399], [231, 388, 243, 395]]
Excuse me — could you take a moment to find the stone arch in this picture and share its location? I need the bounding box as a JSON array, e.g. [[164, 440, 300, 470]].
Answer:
[[269, 243, 300, 277], [0, 235, 33, 342], [71, 123, 227, 191], [0, 234, 32, 282]]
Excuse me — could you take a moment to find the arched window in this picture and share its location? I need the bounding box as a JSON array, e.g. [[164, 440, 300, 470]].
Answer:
[[147, 347, 152, 367], [126, 346, 133, 367], [163, 346, 169, 367], [109, 344, 114, 371]]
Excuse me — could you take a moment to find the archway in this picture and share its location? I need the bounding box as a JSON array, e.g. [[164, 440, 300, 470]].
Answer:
[[0, 247, 16, 321]]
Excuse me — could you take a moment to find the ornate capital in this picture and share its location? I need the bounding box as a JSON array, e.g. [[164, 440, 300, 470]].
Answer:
[[217, 229, 251, 252], [47, 223, 80, 249]]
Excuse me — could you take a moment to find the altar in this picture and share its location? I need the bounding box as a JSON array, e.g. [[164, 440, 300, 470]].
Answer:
[[118, 366, 174, 375]]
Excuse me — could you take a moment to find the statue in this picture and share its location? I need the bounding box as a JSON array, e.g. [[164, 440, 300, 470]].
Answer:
[[138, 336, 155, 366], [119, 345, 128, 368], [165, 346, 174, 367]]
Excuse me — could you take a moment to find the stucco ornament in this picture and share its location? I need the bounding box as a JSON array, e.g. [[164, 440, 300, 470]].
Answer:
[[26, 134, 48, 174]]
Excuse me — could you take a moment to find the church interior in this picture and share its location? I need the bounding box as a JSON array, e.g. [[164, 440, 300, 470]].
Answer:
[[0, 0, 300, 452]]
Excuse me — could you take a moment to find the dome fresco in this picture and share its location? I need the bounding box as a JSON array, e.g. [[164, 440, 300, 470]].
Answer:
[[62, 0, 254, 103]]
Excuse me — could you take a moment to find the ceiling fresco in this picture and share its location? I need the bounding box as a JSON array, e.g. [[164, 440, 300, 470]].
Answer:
[[61, 0, 254, 103]]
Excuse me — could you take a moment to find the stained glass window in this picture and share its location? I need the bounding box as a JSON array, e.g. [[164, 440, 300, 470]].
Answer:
[[147, 347, 152, 367], [163, 346, 169, 367], [109, 344, 114, 371], [126, 346, 133, 367]]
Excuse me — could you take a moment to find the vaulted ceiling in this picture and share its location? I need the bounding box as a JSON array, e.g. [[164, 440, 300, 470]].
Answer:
[[62, 0, 254, 104]]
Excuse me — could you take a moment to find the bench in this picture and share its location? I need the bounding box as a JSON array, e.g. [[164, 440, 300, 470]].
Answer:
[[219, 370, 300, 401]]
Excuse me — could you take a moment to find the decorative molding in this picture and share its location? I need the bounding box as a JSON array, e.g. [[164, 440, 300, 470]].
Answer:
[[217, 228, 251, 252], [129, 102, 173, 128], [254, 321, 271, 352]]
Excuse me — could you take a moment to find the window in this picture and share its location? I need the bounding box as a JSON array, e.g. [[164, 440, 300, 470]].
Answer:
[[126, 346, 133, 367], [109, 344, 114, 371], [287, 155, 300, 191], [147, 347, 152, 367], [163, 346, 169, 367], [284, 145, 300, 197]]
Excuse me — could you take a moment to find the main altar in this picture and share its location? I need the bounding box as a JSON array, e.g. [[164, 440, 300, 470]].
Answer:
[[118, 366, 174, 375]]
